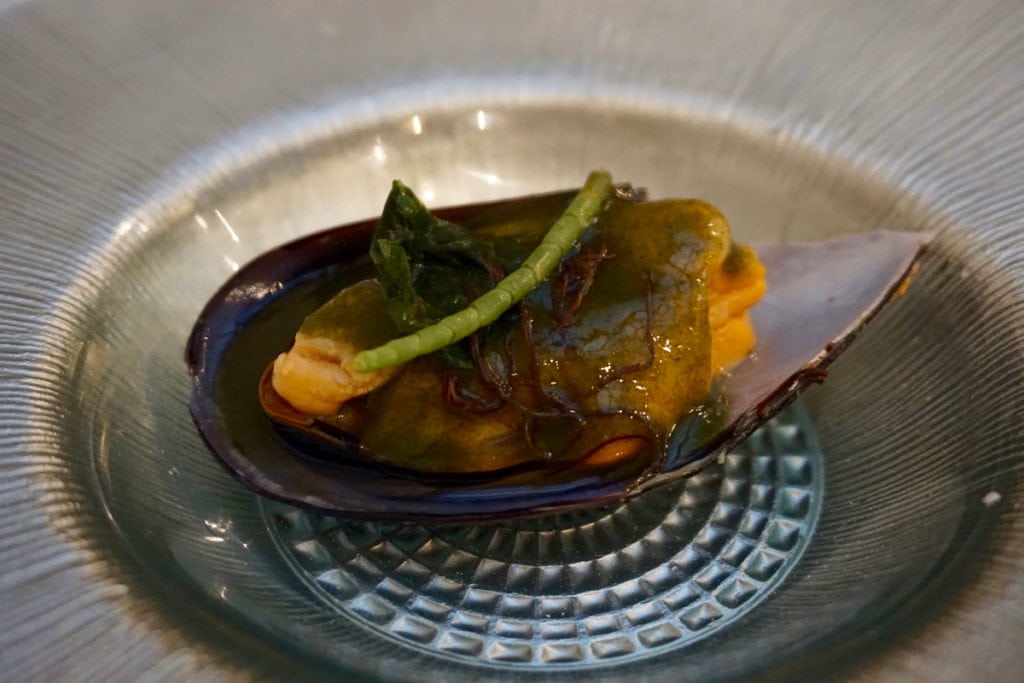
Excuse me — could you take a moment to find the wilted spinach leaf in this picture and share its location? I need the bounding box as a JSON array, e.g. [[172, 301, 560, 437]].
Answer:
[[369, 181, 498, 367]]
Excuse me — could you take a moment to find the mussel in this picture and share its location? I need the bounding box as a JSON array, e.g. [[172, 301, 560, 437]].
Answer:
[[186, 175, 930, 522]]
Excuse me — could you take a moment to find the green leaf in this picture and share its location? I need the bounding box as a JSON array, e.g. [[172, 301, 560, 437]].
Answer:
[[358, 171, 614, 373], [369, 180, 498, 367]]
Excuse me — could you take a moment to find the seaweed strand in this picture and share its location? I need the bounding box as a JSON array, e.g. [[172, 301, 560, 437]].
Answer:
[[354, 170, 614, 372]]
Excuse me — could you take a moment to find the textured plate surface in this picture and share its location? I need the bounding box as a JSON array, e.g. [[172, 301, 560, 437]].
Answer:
[[2, 1, 1024, 681], [265, 405, 822, 668]]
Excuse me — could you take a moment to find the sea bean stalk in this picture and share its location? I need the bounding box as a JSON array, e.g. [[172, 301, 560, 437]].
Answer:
[[353, 170, 614, 373]]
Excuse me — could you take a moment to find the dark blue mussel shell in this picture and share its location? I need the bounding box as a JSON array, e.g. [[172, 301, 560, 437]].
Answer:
[[186, 190, 930, 522]]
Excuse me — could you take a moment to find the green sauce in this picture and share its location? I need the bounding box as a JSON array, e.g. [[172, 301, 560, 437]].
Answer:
[[338, 192, 735, 474]]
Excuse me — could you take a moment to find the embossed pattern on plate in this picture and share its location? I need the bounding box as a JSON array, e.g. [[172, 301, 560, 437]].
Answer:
[[265, 404, 822, 667]]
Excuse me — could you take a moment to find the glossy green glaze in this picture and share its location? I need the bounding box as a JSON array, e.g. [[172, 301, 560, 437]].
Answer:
[[298, 191, 737, 474]]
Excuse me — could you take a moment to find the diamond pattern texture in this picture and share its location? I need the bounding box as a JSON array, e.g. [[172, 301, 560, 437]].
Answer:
[[266, 408, 821, 666]]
